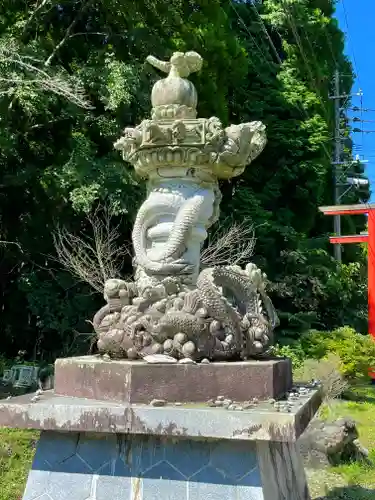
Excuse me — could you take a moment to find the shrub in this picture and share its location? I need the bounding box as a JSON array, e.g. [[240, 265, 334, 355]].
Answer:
[[272, 343, 306, 370], [293, 354, 349, 402], [301, 326, 375, 380], [0, 356, 12, 377]]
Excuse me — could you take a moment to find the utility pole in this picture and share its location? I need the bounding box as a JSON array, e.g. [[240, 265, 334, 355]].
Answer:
[[333, 69, 342, 261], [329, 72, 368, 262]]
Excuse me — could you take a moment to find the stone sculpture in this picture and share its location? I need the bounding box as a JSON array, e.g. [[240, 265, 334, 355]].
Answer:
[[93, 51, 279, 361]]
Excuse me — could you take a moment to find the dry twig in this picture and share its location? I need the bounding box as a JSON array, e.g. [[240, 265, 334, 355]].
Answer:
[[294, 355, 349, 405], [53, 207, 132, 293], [24, 0, 52, 31], [201, 219, 256, 268], [44, 0, 93, 67]]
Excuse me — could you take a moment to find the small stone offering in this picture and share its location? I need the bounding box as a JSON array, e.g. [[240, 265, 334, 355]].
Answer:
[[143, 354, 178, 364], [150, 399, 167, 407]]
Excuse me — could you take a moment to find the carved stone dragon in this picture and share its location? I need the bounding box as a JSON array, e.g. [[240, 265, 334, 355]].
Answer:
[[131, 183, 221, 276], [93, 263, 279, 361], [91, 50, 278, 361]]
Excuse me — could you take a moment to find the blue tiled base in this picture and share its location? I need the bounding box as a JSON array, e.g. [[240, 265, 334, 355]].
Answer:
[[23, 431, 264, 500]]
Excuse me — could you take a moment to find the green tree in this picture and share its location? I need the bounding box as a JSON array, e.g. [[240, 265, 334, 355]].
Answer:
[[0, 0, 368, 361]]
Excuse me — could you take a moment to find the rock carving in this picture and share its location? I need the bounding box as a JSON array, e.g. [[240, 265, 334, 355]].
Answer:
[[93, 51, 277, 361]]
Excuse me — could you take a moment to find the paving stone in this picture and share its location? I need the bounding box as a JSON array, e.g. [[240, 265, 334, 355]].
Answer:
[[76, 434, 117, 472]]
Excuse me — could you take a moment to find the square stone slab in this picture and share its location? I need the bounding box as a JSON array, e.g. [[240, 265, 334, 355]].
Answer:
[[0, 386, 321, 442], [54, 356, 292, 404]]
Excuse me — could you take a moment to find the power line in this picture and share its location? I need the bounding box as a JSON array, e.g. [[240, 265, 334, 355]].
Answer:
[[333, 69, 342, 260], [341, 0, 361, 87], [248, 2, 283, 64], [350, 107, 375, 113], [227, 1, 340, 210], [230, 2, 277, 72], [237, 1, 372, 232], [275, 1, 335, 163], [329, 67, 371, 260], [230, 0, 363, 191], [322, 19, 338, 68], [338, 0, 368, 200], [279, 0, 330, 122], [290, 0, 334, 98]]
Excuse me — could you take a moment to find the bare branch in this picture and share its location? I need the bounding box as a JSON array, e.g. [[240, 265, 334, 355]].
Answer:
[[24, 0, 52, 32], [45, 0, 93, 67], [53, 207, 132, 293], [67, 32, 108, 40], [0, 240, 22, 251], [294, 355, 349, 405], [201, 219, 256, 268]]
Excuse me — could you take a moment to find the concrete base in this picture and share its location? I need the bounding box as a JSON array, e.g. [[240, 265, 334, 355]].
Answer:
[[54, 355, 293, 403], [23, 430, 309, 500], [1, 366, 318, 500]]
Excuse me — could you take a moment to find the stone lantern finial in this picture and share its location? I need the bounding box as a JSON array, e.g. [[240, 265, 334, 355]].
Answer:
[[146, 52, 203, 78], [146, 52, 203, 120]]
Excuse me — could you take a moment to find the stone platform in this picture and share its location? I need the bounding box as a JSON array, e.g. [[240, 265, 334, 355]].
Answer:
[[54, 355, 292, 404], [0, 387, 320, 440], [0, 387, 320, 500]]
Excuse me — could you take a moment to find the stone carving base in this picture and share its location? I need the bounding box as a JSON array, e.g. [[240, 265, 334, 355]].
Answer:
[[93, 263, 279, 363], [54, 355, 292, 404], [21, 431, 311, 500]]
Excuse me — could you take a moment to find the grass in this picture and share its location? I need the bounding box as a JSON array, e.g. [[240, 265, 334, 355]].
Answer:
[[0, 386, 374, 499], [0, 428, 39, 500]]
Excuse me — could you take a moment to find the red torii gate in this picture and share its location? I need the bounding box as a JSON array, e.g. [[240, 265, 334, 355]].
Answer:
[[319, 203, 375, 339]]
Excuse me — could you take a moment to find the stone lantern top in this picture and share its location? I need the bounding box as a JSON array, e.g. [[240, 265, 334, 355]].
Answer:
[[114, 51, 267, 182], [146, 51, 203, 120]]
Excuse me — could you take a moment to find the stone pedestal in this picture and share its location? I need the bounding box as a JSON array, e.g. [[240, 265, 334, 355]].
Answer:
[[24, 432, 264, 500], [54, 356, 292, 403], [0, 372, 321, 500]]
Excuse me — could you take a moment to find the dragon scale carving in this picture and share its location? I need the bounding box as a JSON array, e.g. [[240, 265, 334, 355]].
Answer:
[[92, 50, 278, 361], [94, 263, 278, 360], [132, 185, 216, 276]]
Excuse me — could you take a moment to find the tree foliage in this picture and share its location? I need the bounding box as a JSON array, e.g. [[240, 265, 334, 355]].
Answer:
[[0, 0, 368, 361]]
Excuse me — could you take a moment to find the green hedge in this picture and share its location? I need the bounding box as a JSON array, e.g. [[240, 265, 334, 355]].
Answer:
[[275, 326, 375, 380]]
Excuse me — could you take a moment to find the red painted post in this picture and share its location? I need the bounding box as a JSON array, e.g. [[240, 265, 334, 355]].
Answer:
[[368, 209, 375, 340]]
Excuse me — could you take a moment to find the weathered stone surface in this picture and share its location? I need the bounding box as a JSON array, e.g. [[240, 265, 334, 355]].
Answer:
[[150, 399, 167, 407], [298, 417, 371, 468], [21, 429, 314, 500], [0, 387, 322, 442], [54, 355, 293, 404], [22, 431, 265, 500], [257, 440, 311, 500]]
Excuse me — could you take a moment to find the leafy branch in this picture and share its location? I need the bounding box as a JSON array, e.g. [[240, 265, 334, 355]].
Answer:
[[0, 43, 93, 109]]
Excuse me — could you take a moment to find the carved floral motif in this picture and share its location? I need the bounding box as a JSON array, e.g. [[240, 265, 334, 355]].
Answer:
[[114, 117, 266, 179]]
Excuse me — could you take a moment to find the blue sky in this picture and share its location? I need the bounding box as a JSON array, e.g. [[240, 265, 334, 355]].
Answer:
[[335, 0, 375, 200]]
